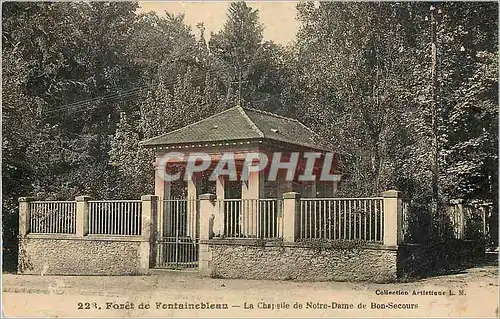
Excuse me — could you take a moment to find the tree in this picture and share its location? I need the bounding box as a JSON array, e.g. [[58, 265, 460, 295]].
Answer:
[[435, 3, 498, 244], [110, 67, 226, 198], [2, 1, 141, 268], [432, 3, 498, 203], [292, 2, 420, 197], [109, 113, 153, 198], [208, 2, 287, 110], [290, 1, 498, 243]]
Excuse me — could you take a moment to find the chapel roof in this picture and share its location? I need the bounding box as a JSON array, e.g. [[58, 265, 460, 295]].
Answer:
[[139, 105, 333, 151]]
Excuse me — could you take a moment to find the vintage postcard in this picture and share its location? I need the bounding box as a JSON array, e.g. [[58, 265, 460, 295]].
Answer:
[[2, 1, 498, 318]]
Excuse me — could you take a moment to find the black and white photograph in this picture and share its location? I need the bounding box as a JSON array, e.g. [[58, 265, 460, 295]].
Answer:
[[2, 1, 498, 317]]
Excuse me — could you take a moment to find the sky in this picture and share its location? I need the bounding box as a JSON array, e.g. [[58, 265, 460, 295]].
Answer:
[[137, 1, 301, 45]]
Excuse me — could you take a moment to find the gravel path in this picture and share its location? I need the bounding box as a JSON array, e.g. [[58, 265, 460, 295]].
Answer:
[[3, 265, 498, 318]]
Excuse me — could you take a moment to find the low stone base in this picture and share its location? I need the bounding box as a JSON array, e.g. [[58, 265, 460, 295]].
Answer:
[[18, 235, 150, 275], [200, 240, 398, 283]]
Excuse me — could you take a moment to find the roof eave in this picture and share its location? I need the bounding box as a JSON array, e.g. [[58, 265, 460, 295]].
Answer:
[[140, 138, 264, 150]]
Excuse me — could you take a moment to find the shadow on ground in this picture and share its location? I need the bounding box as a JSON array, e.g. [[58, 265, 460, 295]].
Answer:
[[409, 251, 498, 281], [2, 246, 18, 274]]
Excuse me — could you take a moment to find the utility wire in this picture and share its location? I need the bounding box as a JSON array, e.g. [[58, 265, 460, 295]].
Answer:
[[40, 49, 282, 118]]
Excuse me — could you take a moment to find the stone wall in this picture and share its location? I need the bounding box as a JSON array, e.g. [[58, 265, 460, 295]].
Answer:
[[200, 240, 398, 283], [19, 235, 150, 275]]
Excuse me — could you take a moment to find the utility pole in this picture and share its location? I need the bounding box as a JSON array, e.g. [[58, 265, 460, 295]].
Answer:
[[430, 3, 441, 235]]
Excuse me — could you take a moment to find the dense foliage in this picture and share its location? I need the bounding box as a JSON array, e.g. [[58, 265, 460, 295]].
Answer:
[[3, 2, 498, 259]]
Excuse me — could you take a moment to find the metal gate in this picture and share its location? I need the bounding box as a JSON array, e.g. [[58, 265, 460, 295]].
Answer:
[[155, 199, 199, 269]]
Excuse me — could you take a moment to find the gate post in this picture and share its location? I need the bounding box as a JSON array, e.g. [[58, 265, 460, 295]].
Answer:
[[456, 199, 465, 239], [283, 192, 300, 242], [141, 195, 158, 238], [383, 190, 402, 247], [75, 196, 91, 237], [140, 195, 158, 273], [18, 197, 36, 236], [199, 193, 216, 276], [213, 176, 225, 237], [199, 194, 216, 240]]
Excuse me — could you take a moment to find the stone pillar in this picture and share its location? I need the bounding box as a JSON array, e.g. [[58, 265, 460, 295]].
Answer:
[[480, 203, 488, 240], [141, 195, 158, 239], [216, 175, 225, 200], [382, 190, 402, 247], [154, 165, 171, 200], [140, 195, 158, 273], [283, 192, 300, 242], [199, 194, 216, 240], [75, 196, 91, 237], [187, 176, 198, 201], [454, 199, 465, 239], [241, 171, 263, 237], [186, 176, 198, 237], [213, 175, 225, 236], [276, 174, 287, 235], [155, 164, 170, 240], [18, 197, 36, 236], [199, 193, 216, 277]]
